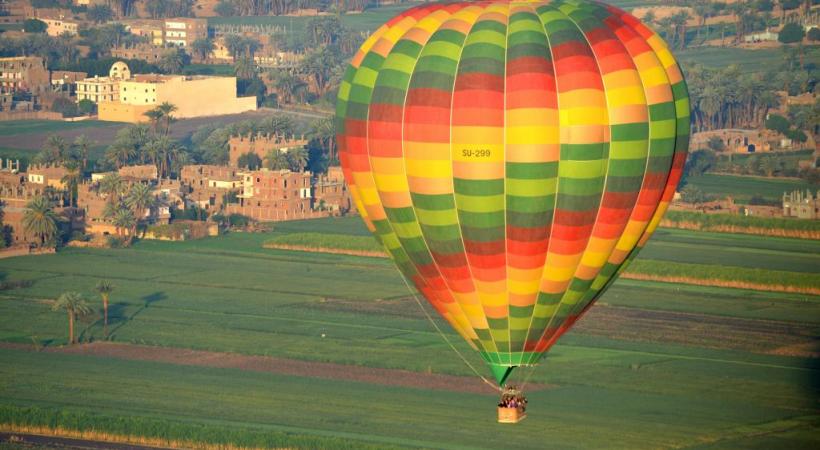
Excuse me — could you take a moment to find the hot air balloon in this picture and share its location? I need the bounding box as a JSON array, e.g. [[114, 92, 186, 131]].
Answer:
[[336, 0, 690, 394]]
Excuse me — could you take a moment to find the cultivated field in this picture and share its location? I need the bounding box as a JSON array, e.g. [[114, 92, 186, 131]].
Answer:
[[0, 217, 817, 449], [685, 173, 815, 204]]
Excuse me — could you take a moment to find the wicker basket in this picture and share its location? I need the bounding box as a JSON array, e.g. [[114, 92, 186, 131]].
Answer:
[[497, 406, 527, 423]]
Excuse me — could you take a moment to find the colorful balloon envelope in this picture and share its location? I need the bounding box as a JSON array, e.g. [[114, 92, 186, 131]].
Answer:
[[337, 0, 690, 385]]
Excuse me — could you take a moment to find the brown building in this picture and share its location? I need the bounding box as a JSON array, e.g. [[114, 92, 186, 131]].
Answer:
[[27, 164, 69, 190], [119, 164, 158, 181], [111, 44, 167, 64], [180, 164, 242, 211], [313, 166, 353, 214], [163, 17, 209, 48], [51, 70, 87, 95], [226, 169, 319, 221], [0, 56, 50, 94], [228, 133, 308, 167], [0, 162, 71, 246]]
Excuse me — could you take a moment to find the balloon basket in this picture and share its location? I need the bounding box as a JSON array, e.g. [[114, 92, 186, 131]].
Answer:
[[497, 406, 527, 424]]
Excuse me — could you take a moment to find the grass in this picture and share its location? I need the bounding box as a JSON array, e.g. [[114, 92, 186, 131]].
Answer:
[[0, 344, 816, 450], [0, 120, 118, 137], [264, 232, 382, 253], [183, 64, 235, 76], [676, 46, 820, 74], [662, 210, 820, 238], [685, 173, 815, 204], [626, 259, 820, 293], [0, 216, 817, 448]]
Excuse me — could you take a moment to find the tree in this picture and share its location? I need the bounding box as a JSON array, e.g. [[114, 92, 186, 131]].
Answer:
[[680, 185, 708, 204], [237, 152, 262, 170], [765, 114, 791, 134], [22, 196, 61, 247], [234, 56, 256, 80], [73, 135, 92, 175], [112, 206, 136, 241], [78, 99, 96, 116], [126, 182, 154, 228], [285, 146, 308, 172], [38, 135, 69, 165], [158, 48, 185, 74], [87, 4, 114, 23], [52, 292, 92, 345], [23, 19, 47, 33], [144, 102, 177, 136], [706, 136, 725, 152], [191, 38, 214, 61], [779, 23, 805, 44], [808, 28, 820, 42], [60, 162, 82, 207], [94, 280, 114, 337], [106, 143, 136, 169], [214, 0, 236, 17], [310, 117, 337, 164], [51, 97, 80, 118], [99, 173, 125, 203], [264, 149, 288, 170]]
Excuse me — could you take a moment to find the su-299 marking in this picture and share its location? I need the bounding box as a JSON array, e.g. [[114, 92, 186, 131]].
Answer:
[[461, 148, 492, 158]]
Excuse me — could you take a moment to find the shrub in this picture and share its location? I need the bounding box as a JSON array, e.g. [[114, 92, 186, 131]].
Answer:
[[778, 23, 805, 44], [23, 18, 46, 33]]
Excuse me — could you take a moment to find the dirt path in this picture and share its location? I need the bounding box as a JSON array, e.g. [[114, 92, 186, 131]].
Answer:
[[0, 431, 173, 450], [1, 342, 548, 395]]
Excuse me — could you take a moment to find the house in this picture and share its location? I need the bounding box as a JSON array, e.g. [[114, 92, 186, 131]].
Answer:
[[0, 56, 50, 94], [225, 169, 318, 221], [783, 190, 820, 220], [75, 61, 131, 104]]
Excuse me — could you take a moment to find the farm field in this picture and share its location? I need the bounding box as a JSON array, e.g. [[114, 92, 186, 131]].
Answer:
[[0, 217, 818, 448], [0, 120, 118, 137], [685, 173, 815, 203], [676, 46, 820, 74]]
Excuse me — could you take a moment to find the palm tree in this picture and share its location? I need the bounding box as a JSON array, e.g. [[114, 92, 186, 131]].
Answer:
[[143, 108, 164, 135], [106, 143, 136, 169], [94, 280, 114, 336], [22, 196, 61, 247], [60, 161, 81, 207], [286, 147, 309, 172], [112, 206, 136, 241], [52, 292, 92, 345], [39, 135, 68, 165], [157, 102, 177, 137], [311, 117, 337, 163], [265, 149, 288, 170], [73, 135, 91, 174], [192, 38, 214, 62], [99, 173, 125, 203], [234, 56, 256, 80], [126, 182, 154, 228]]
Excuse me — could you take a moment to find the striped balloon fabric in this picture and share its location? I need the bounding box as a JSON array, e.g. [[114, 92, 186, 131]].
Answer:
[[336, 0, 689, 385]]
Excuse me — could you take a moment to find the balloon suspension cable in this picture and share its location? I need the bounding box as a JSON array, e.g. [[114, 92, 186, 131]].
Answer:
[[519, 362, 539, 392], [397, 272, 502, 393]]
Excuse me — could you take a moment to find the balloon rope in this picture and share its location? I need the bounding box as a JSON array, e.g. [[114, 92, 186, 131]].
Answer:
[[397, 272, 502, 393]]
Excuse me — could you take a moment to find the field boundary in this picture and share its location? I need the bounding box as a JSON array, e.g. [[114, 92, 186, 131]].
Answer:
[[620, 273, 820, 295]]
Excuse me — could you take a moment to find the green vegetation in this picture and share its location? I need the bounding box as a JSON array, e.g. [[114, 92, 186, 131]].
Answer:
[[0, 121, 116, 137], [662, 210, 820, 235], [684, 174, 815, 204], [264, 232, 382, 253], [677, 46, 820, 73], [627, 259, 820, 292], [0, 216, 817, 448]]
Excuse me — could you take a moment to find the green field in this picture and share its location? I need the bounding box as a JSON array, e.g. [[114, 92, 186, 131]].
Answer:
[[685, 173, 815, 204], [676, 46, 820, 74], [0, 120, 118, 137], [0, 217, 817, 448]]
